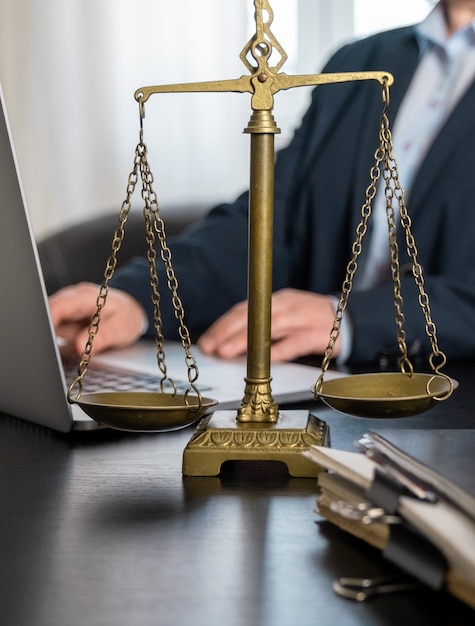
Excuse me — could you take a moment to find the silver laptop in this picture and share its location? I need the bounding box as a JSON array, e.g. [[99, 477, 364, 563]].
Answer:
[[0, 85, 335, 432]]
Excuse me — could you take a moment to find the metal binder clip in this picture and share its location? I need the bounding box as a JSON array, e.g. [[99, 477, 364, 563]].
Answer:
[[333, 574, 422, 602], [356, 432, 438, 503], [330, 500, 401, 525]]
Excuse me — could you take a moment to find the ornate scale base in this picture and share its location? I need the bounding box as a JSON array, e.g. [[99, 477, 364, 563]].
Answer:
[[182, 410, 330, 477]]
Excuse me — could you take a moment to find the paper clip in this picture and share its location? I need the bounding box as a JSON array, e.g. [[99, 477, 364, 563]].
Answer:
[[333, 574, 422, 602], [330, 500, 401, 525]]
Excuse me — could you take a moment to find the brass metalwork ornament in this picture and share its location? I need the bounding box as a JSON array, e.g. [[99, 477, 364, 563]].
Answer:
[[68, 0, 456, 474]]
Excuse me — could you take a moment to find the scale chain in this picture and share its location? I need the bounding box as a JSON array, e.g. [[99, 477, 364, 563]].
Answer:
[[139, 136, 202, 406], [314, 79, 453, 400], [67, 147, 141, 401], [68, 120, 202, 408]]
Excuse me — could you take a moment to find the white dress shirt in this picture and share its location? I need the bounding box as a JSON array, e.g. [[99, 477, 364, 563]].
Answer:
[[356, 5, 475, 290]]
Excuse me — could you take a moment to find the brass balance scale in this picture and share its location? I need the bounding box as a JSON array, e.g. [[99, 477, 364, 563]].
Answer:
[[68, 0, 456, 477]]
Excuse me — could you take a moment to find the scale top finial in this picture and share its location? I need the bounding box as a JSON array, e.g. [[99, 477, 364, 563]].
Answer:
[[240, 0, 288, 76]]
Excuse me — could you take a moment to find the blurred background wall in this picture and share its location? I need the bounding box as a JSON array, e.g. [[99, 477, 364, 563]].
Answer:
[[0, 0, 430, 240]]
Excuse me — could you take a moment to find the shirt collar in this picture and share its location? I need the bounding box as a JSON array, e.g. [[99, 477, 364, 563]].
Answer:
[[415, 3, 475, 53]]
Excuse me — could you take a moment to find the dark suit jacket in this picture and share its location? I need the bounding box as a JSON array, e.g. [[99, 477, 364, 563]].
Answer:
[[111, 26, 475, 364]]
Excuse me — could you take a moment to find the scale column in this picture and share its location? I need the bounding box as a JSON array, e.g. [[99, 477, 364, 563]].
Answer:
[[238, 109, 281, 423]]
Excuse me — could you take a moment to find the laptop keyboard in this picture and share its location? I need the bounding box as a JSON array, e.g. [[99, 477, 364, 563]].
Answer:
[[64, 363, 211, 394]]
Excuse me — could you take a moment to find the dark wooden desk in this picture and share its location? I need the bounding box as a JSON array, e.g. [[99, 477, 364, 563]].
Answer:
[[1, 360, 474, 626]]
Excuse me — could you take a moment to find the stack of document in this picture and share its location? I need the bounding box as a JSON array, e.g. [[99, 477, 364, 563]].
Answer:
[[304, 431, 475, 610]]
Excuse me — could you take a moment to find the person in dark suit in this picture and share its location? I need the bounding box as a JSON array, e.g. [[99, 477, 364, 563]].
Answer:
[[50, 0, 475, 365]]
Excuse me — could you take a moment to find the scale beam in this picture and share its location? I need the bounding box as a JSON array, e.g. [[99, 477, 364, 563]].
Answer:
[[135, 70, 393, 112]]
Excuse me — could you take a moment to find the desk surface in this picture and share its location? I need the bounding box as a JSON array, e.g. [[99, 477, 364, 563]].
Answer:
[[1, 360, 475, 626]]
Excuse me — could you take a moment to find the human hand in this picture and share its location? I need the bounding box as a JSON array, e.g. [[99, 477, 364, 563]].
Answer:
[[49, 282, 147, 357], [198, 288, 340, 362]]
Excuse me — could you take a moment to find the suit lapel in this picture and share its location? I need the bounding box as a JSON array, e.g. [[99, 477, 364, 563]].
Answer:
[[299, 28, 420, 184], [408, 79, 475, 211]]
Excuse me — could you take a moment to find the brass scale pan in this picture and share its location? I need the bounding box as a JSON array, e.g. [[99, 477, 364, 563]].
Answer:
[[316, 372, 457, 419]]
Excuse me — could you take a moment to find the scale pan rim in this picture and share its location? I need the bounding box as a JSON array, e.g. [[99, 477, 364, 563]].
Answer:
[[73, 391, 218, 432], [317, 372, 458, 418]]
